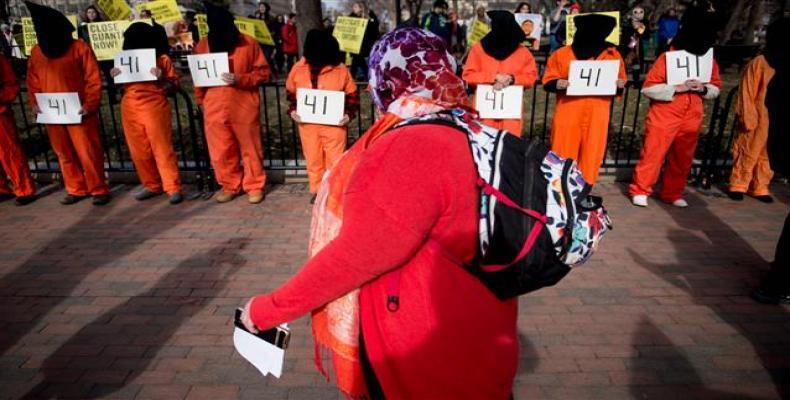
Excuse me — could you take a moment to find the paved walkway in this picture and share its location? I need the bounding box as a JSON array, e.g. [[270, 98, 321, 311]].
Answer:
[[1, 182, 789, 400]]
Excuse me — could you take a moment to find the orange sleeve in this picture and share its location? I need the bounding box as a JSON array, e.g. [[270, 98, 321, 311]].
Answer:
[[284, 64, 298, 94], [461, 43, 496, 86], [513, 47, 537, 88], [160, 55, 179, 86], [615, 53, 627, 81], [642, 53, 667, 89], [343, 67, 357, 96], [235, 39, 271, 89], [80, 42, 103, 114], [709, 60, 722, 89], [541, 48, 567, 86], [26, 50, 42, 108], [735, 58, 761, 132], [193, 40, 207, 106], [0, 55, 20, 104]]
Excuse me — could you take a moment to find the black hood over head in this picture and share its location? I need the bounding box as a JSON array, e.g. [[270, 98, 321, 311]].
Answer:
[[303, 29, 343, 69], [671, 6, 717, 56], [206, 2, 240, 53], [571, 13, 617, 60], [480, 10, 526, 61], [122, 22, 164, 56], [764, 17, 790, 71], [25, 1, 75, 58]]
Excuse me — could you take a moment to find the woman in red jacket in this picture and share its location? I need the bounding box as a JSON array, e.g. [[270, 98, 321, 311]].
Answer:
[[241, 28, 518, 399], [280, 13, 298, 73]]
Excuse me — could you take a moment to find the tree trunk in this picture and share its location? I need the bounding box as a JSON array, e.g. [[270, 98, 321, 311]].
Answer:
[[744, 0, 764, 44], [722, 0, 749, 43], [297, 0, 322, 51]]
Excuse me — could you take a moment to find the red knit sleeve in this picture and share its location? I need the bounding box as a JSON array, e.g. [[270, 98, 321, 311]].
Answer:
[[249, 127, 456, 330]]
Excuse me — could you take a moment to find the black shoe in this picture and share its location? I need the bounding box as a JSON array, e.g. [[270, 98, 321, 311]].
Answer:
[[15, 195, 37, 206], [92, 195, 111, 206], [754, 195, 774, 204], [751, 288, 790, 305], [728, 191, 744, 201], [134, 189, 162, 201], [168, 192, 183, 204], [60, 194, 89, 205], [310, 194, 317, 204], [0, 193, 14, 202]]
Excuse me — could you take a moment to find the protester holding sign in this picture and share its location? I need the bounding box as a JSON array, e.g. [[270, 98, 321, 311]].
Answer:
[[286, 29, 358, 201], [193, 3, 270, 204], [110, 22, 182, 204], [0, 53, 37, 206], [347, 2, 380, 81], [629, 7, 721, 208], [463, 10, 537, 136], [727, 19, 783, 204], [542, 13, 626, 184], [25, 1, 110, 206]]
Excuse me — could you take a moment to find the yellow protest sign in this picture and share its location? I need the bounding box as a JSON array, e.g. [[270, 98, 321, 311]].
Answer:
[[88, 20, 131, 61], [332, 16, 368, 54], [467, 19, 491, 46], [566, 11, 620, 46], [22, 15, 78, 56], [96, 0, 132, 21], [235, 17, 274, 46], [196, 14, 208, 39], [137, 0, 181, 24]]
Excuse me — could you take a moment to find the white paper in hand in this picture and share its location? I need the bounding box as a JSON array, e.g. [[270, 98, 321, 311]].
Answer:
[[475, 85, 524, 119], [233, 326, 287, 378], [35, 93, 82, 124], [296, 88, 346, 125], [113, 49, 157, 84], [567, 60, 620, 96], [665, 48, 713, 86], [187, 52, 230, 87]]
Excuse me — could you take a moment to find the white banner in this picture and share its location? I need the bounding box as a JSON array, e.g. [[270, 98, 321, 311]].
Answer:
[[296, 88, 346, 126], [665, 48, 713, 86], [113, 49, 157, 84], [567, 60, 620, 96], [187, 53, 230, 87], [475, 85, 524, 120], [35, 93, 82, 124]]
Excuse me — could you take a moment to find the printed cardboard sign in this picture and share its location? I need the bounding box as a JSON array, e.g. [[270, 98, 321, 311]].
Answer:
[[333, 16, 368, 54]]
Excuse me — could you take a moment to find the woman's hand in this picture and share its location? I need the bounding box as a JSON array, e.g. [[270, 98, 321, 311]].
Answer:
[[110, 67, 122, 77], [240, 298, 259, 334]]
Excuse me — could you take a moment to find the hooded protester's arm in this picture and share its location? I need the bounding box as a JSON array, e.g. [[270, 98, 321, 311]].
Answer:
[[735, 58, 761, 132], [0, 56, 20, 104], [541, 50, 565, 92], [343, 67, 359, 120], [461, 44, 496, 85], [80, 44, 103, 114], [284, 63, 299, 113], [701, 60, 721, 100], [161, 55, 179, 87], [640, 53, 675, 101], [192, 42, 207, 106], [248, 128, 451, 330], [25, 54, 41, 108], [513, 48, 538, 87], [235, 42, 270, 88]]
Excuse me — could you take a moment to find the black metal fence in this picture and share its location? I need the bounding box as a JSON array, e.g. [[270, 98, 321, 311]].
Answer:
[[10, 80, 740, 189]]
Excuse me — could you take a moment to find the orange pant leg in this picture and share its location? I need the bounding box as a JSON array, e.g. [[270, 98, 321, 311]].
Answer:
[[751, 150, 773, 196], [575, 106, 611, 185], [550, 102, 584, 175], [320, 126, 347, 173], [231, 120, 266, 194], [46, 124, 88, 196], [0, 113, 36, 196], [629, 108, 680, 197], [122, 107, 163, 193], [298, 124, 325, 193], [145, 103, 181, 194], [481, 118, 523, 137], [729, 128, 773, 196], [66, 116, 109, 196], [659, 116, 701, 203], [205, 117, 243, 194], [122, 101, 182, 194]]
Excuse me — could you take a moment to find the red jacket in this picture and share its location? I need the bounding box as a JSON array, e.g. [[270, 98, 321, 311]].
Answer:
[[281, 23, 298, 55], [250, 124, 518, 399]]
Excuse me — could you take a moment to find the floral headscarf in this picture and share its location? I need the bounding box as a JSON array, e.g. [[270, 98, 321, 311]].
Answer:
[[368, 27, 467, 113]]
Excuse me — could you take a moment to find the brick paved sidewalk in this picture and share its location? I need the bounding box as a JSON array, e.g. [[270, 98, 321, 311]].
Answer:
[[1, 182, 789, 400]]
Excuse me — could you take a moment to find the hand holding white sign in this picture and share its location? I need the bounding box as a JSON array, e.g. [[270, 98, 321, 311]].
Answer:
[[567, 60, 620, 96], [296, 88, 346, 126], [113, 49, 157, 84], [35, 93, 82, 124], [665, 49, 713, 86], [475, 85, 524, 120], [187, 53, 230, 87]]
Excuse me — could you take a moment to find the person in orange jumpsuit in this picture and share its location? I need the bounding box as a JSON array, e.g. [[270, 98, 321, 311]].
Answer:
[[462, 10, 537, 136], [286, 29, 358, 203], [110, 22, 183, 205], [0, 53, 37, 206], [542, 13, 626, 185], [629, 7, 721, 208], [25, 1, 109, 206], [727, 30, 781, 203], [194, 3, 270, 204]]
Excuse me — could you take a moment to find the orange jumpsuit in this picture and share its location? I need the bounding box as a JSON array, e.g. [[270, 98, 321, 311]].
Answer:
[[0, 54, 36, 197], [629, 51, 722, 202], [543, 46, 626, 185], [27, 40, 109, 197], [729, 55, 774, 196], [120, 55, 182, 195], [462, 42, 538, 136], [286, 59, 358, 193], [194, 34, 270, 195]]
